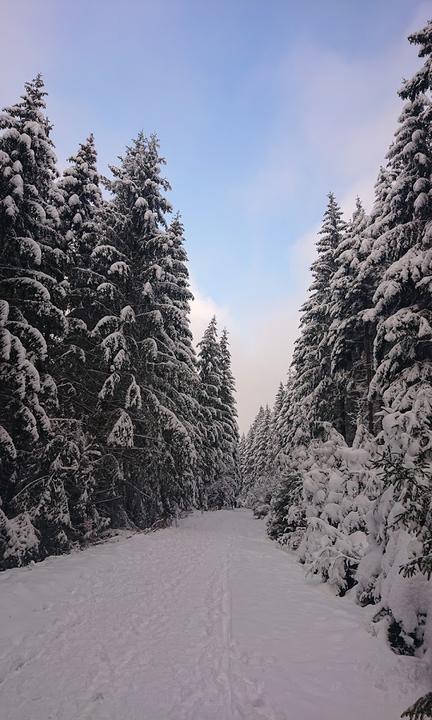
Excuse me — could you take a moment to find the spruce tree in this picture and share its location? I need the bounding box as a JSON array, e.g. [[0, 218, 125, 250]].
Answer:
[[329, 198, 373, 440], [197, 316, 225, 508], [0, 76, 70, 563], [53, 134, 109, 539], [244, 405, 265, 491], [368, 26, 432, 714], [97, 133, 198, 525], [239, 409, 261, 500], [290, 193, 347, 442], [270, 381, 285, 469], [218, 328, 240, 505], [370, 94, 432, 460], [400, 20, 432, 102], [151, 214, 202, 508]]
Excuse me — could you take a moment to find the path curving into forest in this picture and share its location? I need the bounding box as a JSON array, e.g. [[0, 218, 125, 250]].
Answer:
[[0, 510, 427, 720]]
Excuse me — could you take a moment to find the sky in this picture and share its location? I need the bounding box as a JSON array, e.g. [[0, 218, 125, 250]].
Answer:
[[1, 0, 431, 431]]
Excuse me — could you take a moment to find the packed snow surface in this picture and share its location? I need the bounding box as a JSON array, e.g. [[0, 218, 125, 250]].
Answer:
[[0, 510, 427, 720]]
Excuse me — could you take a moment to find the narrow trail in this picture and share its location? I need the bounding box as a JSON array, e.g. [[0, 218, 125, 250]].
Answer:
[[0, 510, 428, 720]]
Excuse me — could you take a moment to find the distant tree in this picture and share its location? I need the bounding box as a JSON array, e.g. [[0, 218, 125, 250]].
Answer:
[[197, 316, 224, 508], [218, 328, 240, 504]]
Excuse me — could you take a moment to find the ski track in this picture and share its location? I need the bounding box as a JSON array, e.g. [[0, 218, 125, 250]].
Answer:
[[0, 510, 428, 720]]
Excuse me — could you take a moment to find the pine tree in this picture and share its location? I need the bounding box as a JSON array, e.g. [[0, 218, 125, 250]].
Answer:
[[290, 193, 347, 442], [267, 375, 306, 543], [329, 198, 373, 440], [366, 24, 432, 715], [369, 100, 432, 461], [400, 20, 432, 102], [53, 134, 109, 540], [197, 316, 224, 508], [270, 382, 285, 468], [0, 76, 71, 563], [97, 133, 198, 525], [239, 409, 261, 500], [218, 328, 240, 505], [243, 406, 265, 492], [276, 372, 296, 456], [152, 214, 202, 508]]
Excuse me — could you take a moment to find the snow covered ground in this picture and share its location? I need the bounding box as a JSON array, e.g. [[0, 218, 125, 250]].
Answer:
[[0, 510, 428, 720]]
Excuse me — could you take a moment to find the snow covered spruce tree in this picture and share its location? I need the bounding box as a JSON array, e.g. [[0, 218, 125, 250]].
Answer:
[[264, 19, 432, 698], [52, 133, 111, 540], [0, 75, 74, 566], [398, 22, 432, 720], [266, 376, 305, 543], [270, 381, 286, 469], [138, 208, 201, 515], [241, 388, 289, 519], [290, 193, 347, 443], [197, 317, 239, 509], [354, 22, 432, 713], [218, 328, 240, 505], [93, 132, 199, 527], [239, 406, 262, 500], [328, 198, 375, 440], [265, 195, 349, 555], [197, 316, 224, 508], [265, 190, 384, 586], [244, 405, 271, 512]]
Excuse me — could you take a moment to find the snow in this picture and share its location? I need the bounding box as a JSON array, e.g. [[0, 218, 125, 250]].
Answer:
[[68, 193, 80, 207], [0, 510, 427, 720], [107, 409, 134, 447], [19, 237, 42, 266]]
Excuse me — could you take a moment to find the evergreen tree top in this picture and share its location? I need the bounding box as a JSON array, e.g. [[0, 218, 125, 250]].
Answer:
[[273, 382, 285, 415], [197, 316, 221, 380], [59, 134, 101, 204], [65, 133, 97, 171], [219, 327, 237, 410], [105, 132, 172, 232], [0, 75, 59, 238], [3, 74, 49, 125], [198, 316, 218, 346], [309, 193, 346, 296], [369, 166, 395, 229], [400, 19, 432, 100], [316, 192, 346, 251]]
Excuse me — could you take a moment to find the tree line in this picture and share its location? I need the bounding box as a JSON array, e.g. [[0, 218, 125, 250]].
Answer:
[[241, 20, 432, 720], [0, 77, 239, 569]]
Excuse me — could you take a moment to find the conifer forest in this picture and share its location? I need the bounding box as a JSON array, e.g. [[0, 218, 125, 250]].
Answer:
[[1, 8, 432, 720]]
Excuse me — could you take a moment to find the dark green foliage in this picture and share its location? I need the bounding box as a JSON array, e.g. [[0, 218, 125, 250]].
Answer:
[[197, 317, 240, 508], [402, 693, 432, 720], [267, 471, 304, 542]]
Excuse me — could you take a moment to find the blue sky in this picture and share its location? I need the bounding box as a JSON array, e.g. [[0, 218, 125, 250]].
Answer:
[[1, 0, 431, 429]]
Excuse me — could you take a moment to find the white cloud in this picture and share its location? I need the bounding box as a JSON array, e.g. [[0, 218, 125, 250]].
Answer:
[[189, 283, 231, 345], [230, 303, 300, 432]]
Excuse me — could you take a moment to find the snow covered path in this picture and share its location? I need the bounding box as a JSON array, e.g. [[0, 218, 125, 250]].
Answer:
[[0, 510, 427, 720]]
